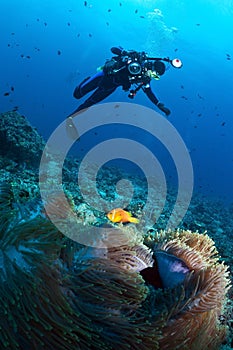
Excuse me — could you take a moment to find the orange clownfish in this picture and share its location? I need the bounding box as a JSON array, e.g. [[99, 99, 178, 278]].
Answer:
[[106, 208, 139, 224]]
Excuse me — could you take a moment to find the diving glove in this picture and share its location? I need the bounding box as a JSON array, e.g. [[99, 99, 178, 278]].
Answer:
[[157, 102, 171, 116]]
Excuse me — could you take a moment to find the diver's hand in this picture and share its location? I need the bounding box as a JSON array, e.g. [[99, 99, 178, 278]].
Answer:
[[157, 102, 171, 116]]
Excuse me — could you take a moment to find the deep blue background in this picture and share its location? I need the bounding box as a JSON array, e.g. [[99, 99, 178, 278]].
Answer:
[[0, 0, 233, 203]]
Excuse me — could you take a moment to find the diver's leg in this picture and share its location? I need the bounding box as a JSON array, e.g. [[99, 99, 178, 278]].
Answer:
[[73, 71, 104, 99], [66, 83, 117, 139], [71, 86, 117, 114], [66, 85, 116, 139]]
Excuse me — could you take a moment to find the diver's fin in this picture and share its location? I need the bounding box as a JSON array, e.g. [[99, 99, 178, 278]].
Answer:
[[66, 117, 79, 141]]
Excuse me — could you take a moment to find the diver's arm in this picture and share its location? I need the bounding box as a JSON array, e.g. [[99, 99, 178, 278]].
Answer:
[[143, 84, 159, 105], [143, 84, 171, 116]]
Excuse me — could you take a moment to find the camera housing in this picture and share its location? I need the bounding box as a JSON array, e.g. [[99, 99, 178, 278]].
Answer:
[[104, 49, 183, 78], [127, 62, 142, 75], [125, 53, 166, 78]]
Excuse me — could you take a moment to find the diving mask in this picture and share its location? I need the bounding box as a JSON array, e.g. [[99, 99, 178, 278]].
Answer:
[[146, 70, 160, 80]]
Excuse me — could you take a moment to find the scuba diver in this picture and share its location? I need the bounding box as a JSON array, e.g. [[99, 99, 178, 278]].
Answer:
[[67, 47, 182, 138]]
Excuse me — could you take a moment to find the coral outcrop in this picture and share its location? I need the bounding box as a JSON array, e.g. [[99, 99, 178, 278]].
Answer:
[[0, 111, 45, 168]]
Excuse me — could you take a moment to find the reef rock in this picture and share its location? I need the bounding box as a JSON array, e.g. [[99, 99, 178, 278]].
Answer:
[[0, 111, 45, 167]]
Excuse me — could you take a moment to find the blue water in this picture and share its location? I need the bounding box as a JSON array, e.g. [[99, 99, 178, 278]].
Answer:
[[0, 0, 233, 203]]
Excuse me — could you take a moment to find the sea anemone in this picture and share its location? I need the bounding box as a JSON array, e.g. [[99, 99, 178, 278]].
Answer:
[[147, 230, 231, 349], [0, 182, 231, 349]]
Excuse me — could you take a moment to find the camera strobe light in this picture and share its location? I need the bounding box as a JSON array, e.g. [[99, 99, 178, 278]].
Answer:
[[171, 58, 183, 68]]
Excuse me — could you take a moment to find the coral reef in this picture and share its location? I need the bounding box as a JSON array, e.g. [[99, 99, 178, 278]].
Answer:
[[0, 111, 45, 168], [0, 180, 231, 349], [0, 111, 232, 348]]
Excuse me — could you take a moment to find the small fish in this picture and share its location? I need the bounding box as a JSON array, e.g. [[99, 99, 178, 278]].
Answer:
[[107, 208, 139, 224], [4, 92, 10, 96], [57, 50, 61, 55], [84, 1, 87, 6]]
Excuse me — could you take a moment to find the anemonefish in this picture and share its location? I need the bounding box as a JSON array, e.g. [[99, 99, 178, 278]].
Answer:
[[106, 208, 139, 224]]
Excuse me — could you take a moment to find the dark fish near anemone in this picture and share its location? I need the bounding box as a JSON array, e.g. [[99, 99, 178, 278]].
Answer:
[[154, 250, 190, 288]]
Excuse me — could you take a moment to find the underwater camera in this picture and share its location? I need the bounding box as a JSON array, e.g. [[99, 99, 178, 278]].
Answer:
[[127, 61, 142, 75], [104, 50, 183, 83], [126, 53, 183, 76], [127, 55, 183, 99]]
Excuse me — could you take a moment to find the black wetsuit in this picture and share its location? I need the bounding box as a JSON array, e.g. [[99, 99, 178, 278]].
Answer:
[[71, 62, 159, 114]]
